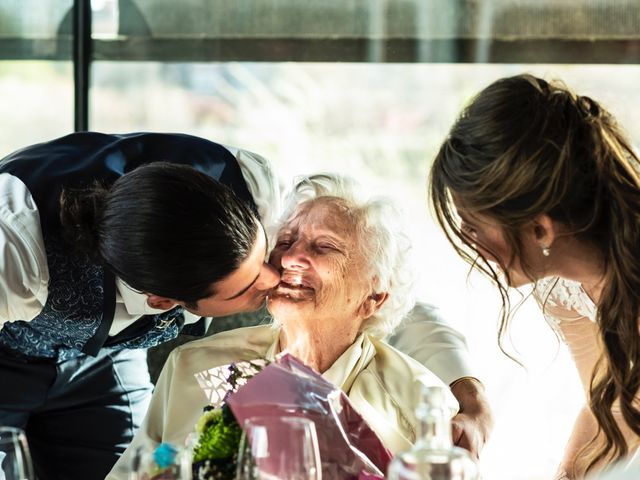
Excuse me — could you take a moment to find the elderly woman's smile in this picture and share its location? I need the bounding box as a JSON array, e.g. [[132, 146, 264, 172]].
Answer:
[[267, 199, 373, 326], [263, 196, 386, 375], [278, 270, 314, 292]]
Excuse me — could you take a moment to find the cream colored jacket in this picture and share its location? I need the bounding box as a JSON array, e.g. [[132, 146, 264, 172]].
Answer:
[[107, 324, 456, 479]]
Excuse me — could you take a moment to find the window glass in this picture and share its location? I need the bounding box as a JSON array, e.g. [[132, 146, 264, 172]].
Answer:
[[0, 1, 73, 156], [0, 61, 73, 157], [94, 1, 640, 63], [92, 61, 640, 479], [0, 1, 71, 36], [123, 0, 640, 39], [3, 0, 640, 478]]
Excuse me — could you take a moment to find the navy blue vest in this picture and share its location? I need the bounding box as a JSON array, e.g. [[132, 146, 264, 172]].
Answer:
[[0, 132, 256, 361]]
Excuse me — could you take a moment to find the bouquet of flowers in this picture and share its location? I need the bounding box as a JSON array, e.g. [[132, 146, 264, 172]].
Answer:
[[190, 359, 267, 479], [191, 353, 392, 480]]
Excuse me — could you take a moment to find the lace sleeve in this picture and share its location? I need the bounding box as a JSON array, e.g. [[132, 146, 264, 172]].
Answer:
[[534, 277, 597, 339], [535, 277, 603, 396]]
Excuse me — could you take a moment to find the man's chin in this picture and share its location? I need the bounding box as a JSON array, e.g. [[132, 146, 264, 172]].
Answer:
[[252, 295, 268, 309], [186, 299, 267, 317]]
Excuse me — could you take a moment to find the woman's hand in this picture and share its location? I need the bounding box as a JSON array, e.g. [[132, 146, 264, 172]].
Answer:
[[553, 467, 571, 480], [450, 377, 494, 458]]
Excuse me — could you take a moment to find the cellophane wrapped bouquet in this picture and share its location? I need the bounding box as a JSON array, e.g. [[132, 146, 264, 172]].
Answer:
[[190, 353, 391, 479]]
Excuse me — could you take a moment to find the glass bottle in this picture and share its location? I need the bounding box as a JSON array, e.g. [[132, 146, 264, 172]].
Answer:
[[387, 386, 480, 480]]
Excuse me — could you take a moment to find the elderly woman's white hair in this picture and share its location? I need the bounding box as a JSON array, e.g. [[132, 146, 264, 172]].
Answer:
[[275, 173, 416, 338]]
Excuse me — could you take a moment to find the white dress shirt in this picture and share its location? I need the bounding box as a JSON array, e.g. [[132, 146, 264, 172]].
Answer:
[[388, 302, 478, 386], [0, 145, 279, 336]]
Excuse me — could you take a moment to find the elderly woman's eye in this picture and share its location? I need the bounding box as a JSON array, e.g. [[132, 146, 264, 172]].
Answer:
[[275, 239, 292, 248], [316, 243, 337, 251]]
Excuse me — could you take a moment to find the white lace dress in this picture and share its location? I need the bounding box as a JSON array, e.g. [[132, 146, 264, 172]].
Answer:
[[535, 277, 598, 329], [534, 277, 640, 462], [534, 277, 600, 391]]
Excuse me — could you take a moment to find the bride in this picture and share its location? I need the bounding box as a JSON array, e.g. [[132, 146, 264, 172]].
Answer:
[[429, 73, 640, 478]]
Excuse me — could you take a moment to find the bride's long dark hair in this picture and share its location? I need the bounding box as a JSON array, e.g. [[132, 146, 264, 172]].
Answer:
[[430, 74, 640, 474]]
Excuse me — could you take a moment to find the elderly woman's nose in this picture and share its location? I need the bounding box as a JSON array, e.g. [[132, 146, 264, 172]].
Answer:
[[281, 240, 310, 269]]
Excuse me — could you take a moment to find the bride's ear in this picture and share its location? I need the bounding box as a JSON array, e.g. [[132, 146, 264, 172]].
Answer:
[[532, 214, 557, 250]]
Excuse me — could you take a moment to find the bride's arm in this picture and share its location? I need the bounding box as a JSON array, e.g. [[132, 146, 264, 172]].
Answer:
[[553, 313, 639, 478], [545, 313, 599, 479], [556, 404, 599, 479]]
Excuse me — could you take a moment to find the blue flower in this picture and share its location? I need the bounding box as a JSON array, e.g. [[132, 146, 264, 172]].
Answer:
[[153, 442, 178, 469]]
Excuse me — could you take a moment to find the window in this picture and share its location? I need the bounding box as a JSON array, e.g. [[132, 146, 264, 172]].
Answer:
[[0, 1, 73, 156], [2, 1, 639, 478]]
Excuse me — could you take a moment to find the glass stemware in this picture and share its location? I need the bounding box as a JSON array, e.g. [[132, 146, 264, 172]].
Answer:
[[236, 416, 322, 480], [0, 427, 34, 480]]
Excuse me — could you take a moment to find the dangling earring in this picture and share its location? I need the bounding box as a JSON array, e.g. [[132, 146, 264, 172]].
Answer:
[[542, 246, 551, 257]]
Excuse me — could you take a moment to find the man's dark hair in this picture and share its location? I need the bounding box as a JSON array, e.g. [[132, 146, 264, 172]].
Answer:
[[60, 162, 259, 307]]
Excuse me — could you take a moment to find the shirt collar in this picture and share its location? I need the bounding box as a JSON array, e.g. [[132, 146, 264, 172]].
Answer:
[[115, 278, 200, 324], [116, 277, 168, 315], [322, 333, 376, 391], [266, 328, 376, 391]]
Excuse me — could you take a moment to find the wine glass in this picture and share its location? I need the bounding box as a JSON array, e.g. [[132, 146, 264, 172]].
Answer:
[[236, 416, 322, 480], [129, 441, 192, 480], [0, 427, 34, 480]]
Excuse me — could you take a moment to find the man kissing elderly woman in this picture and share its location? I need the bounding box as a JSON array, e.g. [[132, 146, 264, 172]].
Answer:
[[108, 173, 475, 478]]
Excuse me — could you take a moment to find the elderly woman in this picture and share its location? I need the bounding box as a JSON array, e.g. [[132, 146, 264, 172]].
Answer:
[[107, 174, 454, 479]]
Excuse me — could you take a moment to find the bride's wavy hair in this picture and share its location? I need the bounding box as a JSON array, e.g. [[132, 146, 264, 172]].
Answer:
[[429, 74, 640, 474]]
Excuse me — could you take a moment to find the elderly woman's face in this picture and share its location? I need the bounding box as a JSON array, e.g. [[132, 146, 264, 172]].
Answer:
[[267, 199, 373, 324]]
